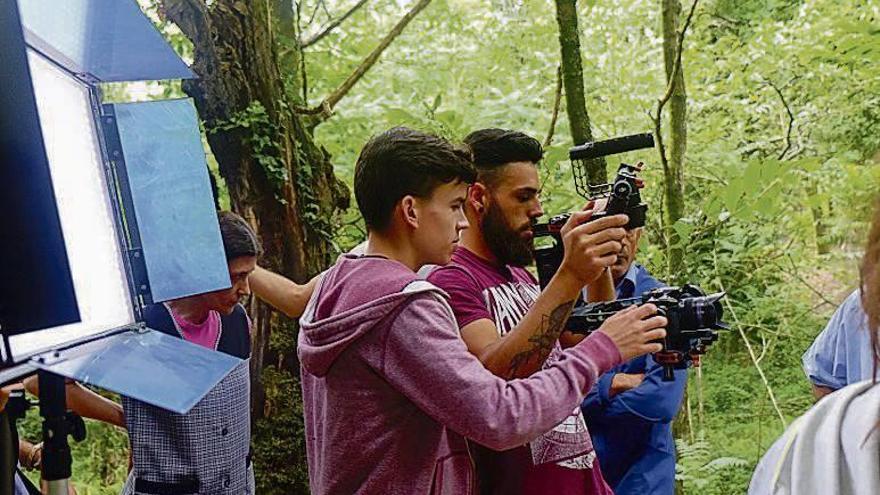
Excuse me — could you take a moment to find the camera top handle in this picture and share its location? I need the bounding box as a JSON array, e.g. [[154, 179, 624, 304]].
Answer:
[[570, 133, 654, 200]]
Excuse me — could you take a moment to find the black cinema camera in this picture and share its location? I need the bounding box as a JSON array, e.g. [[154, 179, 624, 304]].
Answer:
[[566, 285, 728, 381], [533, 133, 654, 290]]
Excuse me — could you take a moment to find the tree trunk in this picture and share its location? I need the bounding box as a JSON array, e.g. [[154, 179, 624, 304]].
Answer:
[[161, 1, 349, 491], [659, 3, 691, 477], [554, 0, 607, 185], [273, 0, 306, 101], [661, 0, 687, 280]]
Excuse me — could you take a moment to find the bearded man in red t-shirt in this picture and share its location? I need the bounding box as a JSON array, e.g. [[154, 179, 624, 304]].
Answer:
[[428, 129, 627, 495]]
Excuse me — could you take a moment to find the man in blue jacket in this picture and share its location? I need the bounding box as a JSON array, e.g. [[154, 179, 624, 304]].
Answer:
[[581, 227, 687, 495]]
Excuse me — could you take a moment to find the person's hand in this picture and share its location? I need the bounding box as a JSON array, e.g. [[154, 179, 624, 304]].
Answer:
[[19, 440, 43, 471], [594, 304, 666, 361], [0, 387, 9, 412], [0, 384, 22, 412], [557, 209, 628, 285], [584, 197, 608, 213], [609, 373, 645, 397], [633, 162, 646, 189]]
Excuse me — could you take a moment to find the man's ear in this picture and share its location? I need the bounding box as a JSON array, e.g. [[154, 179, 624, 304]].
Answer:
[[400, 195, 419, 229], [468, 182, 489, 215]]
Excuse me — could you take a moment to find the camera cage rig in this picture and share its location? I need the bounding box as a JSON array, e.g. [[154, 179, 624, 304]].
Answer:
[[570, 132, 655, 200], [533, 133, 655, 290], [566, 285, 728, 381]]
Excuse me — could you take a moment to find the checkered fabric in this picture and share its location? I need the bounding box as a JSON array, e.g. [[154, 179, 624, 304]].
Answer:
[[122, 359, 253, 495]]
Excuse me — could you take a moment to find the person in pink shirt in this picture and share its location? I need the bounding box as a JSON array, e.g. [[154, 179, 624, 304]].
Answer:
[[121, 211, 261, 495]]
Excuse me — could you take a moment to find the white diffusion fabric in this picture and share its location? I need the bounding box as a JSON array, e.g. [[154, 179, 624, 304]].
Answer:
[[11, 51, 135, 359]]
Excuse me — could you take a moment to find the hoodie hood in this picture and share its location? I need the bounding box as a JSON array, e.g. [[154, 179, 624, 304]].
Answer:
[[298, 254, 446, 376]]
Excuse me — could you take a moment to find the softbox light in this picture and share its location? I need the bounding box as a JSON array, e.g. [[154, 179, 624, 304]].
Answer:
[[0, 0, 241, 415]]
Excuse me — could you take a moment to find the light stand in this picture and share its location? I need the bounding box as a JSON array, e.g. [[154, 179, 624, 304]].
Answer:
[[37, 371, 84, 495]]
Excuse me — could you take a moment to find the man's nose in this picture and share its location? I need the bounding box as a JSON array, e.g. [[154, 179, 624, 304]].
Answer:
[[530, 199, 544, 219]]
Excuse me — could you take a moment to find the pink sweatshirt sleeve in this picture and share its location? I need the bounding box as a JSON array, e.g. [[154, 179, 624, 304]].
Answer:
[[370, 293, 621, 451]]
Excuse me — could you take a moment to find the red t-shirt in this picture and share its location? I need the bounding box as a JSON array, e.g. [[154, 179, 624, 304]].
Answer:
[[428, 247, 613, 495]]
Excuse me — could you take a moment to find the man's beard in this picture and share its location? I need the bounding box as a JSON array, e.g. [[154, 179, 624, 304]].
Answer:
[[482, 203, 534, 267]]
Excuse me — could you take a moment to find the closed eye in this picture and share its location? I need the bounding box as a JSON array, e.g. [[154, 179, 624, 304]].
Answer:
[[514, 187, 541, 203]]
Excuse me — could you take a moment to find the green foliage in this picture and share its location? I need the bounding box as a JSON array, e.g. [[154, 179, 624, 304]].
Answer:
[[249, 317, 311, 493], [302, 1, 880, 493], [210, 101, 290, 201], [207, 100, 335, 243], [252, 367, 310, 494], [676, 439, 752, 494], [61, 0, 880, 492]]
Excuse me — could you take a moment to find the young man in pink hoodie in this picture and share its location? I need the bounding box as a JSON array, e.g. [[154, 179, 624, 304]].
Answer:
[[295, 126, 668, 494]]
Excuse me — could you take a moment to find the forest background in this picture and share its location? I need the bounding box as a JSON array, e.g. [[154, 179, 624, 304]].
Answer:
[[18, 0, 880, 494]]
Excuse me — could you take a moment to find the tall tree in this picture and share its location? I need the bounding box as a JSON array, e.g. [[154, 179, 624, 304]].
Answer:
[[554, 0, 607, 185], [651, 0, 699, 474], [553, 0, 619, 299], [159, 0, 431, 490], [652, 0, 697, 280]]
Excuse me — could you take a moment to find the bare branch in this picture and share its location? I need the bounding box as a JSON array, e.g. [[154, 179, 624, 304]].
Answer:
[[543, 66, 563, 148], [301, 0, 369, 48], [763, 79, 795, 160], [707, 12, 744, 28], [297, 0, 432, 118], [319, 0, 332, 19], [651, 0, 699, 174], [781, 254, 839, 307], [712, 249, 788, 428], [304, 0, 326, 28], [299, 14, 309, 102], [660, 0, 699, 112]]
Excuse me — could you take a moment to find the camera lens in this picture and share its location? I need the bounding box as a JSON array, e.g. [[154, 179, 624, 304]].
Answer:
[[680, 294, 724, 330]]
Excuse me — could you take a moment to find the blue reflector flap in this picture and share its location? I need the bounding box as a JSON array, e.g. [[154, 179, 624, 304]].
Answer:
[[30, 329, 241, 414], [17, 0, 192, 82], [109, 98, 230, 303]]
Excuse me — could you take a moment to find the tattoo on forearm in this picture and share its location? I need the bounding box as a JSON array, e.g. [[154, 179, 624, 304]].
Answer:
[[506, 300, 575, 378]]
